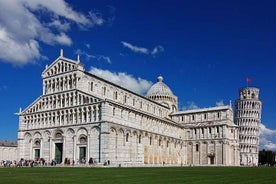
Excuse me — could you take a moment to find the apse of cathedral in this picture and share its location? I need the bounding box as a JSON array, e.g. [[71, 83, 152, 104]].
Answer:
[[16, 50, 261, 166]]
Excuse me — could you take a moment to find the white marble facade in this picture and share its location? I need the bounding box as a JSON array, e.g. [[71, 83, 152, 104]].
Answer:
[[0, 141, 17, 162], [16, 50, 260, 166]]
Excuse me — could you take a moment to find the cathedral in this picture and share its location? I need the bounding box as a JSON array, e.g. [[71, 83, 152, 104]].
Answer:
[[17, 50, 262, 166]]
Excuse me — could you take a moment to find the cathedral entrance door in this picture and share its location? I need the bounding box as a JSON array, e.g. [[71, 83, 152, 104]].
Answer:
[[210, 156, 215, 165], [55, 143, 63, 164], [34, 149, 40, 160], [79, 147, 86, 163]]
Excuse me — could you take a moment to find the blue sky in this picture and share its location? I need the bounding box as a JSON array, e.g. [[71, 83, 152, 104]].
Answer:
[[0, 0, 276, 150]]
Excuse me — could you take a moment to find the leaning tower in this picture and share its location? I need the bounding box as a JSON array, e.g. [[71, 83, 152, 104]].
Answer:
[[234, 87, 262, 166]]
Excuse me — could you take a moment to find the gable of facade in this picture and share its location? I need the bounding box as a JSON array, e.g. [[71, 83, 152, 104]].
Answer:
[[41, 51, 84, 79]]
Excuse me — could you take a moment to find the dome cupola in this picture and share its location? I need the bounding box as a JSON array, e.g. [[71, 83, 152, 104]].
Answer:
[[146, 76, 178, 113]]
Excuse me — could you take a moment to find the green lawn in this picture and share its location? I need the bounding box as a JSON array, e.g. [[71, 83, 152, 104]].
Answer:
[[0, 166, 275, 184]]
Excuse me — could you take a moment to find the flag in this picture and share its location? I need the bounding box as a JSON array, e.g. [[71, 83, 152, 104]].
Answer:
[[246, 77, 252, 83]]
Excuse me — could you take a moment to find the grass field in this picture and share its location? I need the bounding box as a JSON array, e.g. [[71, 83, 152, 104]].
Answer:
[[0, 166, 275, 184]]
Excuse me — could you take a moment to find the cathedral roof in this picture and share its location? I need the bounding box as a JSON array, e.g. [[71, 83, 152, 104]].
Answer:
[[146, 76, 174, 97], [182, 120, 238, 128], [0, 140, 17, 147], [172, 105, 232, 115]]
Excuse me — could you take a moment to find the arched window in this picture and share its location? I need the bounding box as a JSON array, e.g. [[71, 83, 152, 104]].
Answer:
[[126, 133, 129, 142], [34, 140, 40, 147], [90, 82, 94, 91], [102, 86, 106, 96], [79, 136, 87, 144], [55, 132, 63, 139], [196, 144, 199, 152], [124, 95, 127, 104], [113, 91, 118, 100], [113, 108, 116, 116]]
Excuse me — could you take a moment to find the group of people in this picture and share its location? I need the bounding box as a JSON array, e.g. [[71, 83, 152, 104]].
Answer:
[[0, 158, 58, 167], [0, 160, 17, 167], [0, 158, 101, 167]]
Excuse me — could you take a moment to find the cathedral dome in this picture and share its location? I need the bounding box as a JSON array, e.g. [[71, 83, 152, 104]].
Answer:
[[146, 76, 174, 97], [146, 76, 178, 113]]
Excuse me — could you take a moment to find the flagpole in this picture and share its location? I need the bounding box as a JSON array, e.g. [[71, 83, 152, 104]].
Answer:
[[246, 77, 252, 87]]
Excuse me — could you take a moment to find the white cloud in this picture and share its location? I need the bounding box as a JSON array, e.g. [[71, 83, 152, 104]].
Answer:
[[47, 19, 71, 32], [121, 41, 164, 56], [55, 32, 72, 46], [75, 49, 95, 60], [0, 28, 40, 65], [74, 49, 111, 63], [97, 55, 111, 64], [85, 44, 91, 49], [24, 0, 96, 26], [181, 101, 199, 110], [121, 41, 149, 54], [89, 12, 104, 26], [151, 45, 164, 55], [259, 123, 276, 151], [216, 100, 225, 106], [0, 0, 104, 65], [89, 67, 152, 95], [260, 123, 276, 136]]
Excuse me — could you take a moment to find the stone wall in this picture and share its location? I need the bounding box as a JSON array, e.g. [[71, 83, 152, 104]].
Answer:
[[0, 141, 17, 161]]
